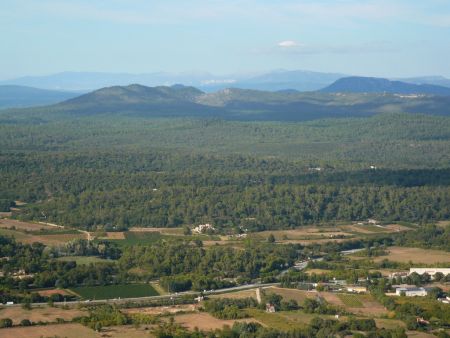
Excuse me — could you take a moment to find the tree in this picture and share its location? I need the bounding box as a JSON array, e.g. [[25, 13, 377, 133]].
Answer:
[[20, 319, 32, 326], [94, 322, 102, 332], [0, 318, 13, 328], [267, 234, 275, 243]]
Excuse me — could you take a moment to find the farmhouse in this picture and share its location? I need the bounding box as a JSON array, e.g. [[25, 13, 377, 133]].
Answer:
[[192, 223, 215, 234], [395, 287, 428, 297], [346, 286, 367, 293], [409, 268, 450, 278], [389, 271, 409, 279], [265, 303, 276, 313]]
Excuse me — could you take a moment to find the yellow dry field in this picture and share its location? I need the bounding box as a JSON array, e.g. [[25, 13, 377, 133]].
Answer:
[[0, 306, 87, 325], [20, 233, 85, 245], [104, 232, 126, 239], [0, 323, 97, 338], [341, 223, 410, 235], [129, 227, 184, 235], [37, 288, 73, 297], [0, 218, 55, 231], [98, 325, 156, 338], [210, 289, 258, 300], [268, 287, 317, 303], [173, 312, 258, 331], [124, 304, 198, 315], [318, 292, 387, 316], [249, 227, 351, 240], [373, 246, 450, 264], [0, 228, 83, 246]]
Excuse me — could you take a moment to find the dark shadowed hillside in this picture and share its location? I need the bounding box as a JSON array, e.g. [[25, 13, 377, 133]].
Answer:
[[322, 76, 450, 95], [4, 83, 450, 122]]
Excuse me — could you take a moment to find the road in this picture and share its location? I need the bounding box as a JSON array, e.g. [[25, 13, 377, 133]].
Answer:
[[1, 283, 279, 308]]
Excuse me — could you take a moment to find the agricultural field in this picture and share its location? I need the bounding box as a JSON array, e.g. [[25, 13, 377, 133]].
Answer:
[[129, 227, 184, 235], [244, 308, 332, 331], [173, 312, 258, 331], [247, 223, 411, 245], [93, 325, 155, 338], [104, 231, 167, 246], [36, 288, 74, 297], [124, 304, 198, 315], [0, 227, 84, 246], [101, 231, 126, 240], [248, 226, 353, 242], [0, 219, 85, 246], [0, 218, 57, 231], [337, 293, 364, 307], [373, 246, 450, 264], [0, 305, 86, 325], [0, 323, 98, 338], [319, 292, 387, 316], [266, 287, 317, 303], [70, 283, 159, 299], [210, 288, 258, 300], [56, 256, 112, 265]]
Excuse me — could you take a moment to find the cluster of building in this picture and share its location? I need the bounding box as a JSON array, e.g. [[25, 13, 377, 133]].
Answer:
[[192, 223, 215, 234], [390, 268, 450, 297]]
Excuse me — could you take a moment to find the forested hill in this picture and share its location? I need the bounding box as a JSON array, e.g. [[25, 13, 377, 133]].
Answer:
[[3, 83, 450, 122], [321, 76, 450, 95], [55, 84, 221, 117]]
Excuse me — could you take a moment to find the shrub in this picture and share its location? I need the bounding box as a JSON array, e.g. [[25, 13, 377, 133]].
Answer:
[[0, 318, 13, 328]]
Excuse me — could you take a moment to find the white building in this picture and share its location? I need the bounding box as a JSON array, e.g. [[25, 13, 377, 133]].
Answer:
[[409, 268, 450, 278], [347, 286, 367, 293], [192, 223, 215, 234], [395, 287, 428, 297]]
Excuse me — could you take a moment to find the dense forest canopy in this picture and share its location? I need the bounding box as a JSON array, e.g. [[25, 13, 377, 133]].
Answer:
[[1, 111, 450, 230]]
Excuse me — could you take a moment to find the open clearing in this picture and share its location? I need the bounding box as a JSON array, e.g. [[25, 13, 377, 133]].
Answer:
[[249, 227, 352, 241], [124, 304, 198, 315], [319, 292, 387, 316], [103, 231, 126, 239], [96, 325, 155, 338], [37, 288, 73, 297], [210, 288, 258, 300], [337, 294, 363, 307], [268, 287, 317, 303], [129, 227, 184, 235], [0, 218, 56, 231], [245, 308, 337, 330], [173, 312, 258, 331], [0, 227, 84, 245], [373, 246, 450, 264], [0, 323, 97, 338], [0, 305, 86, 325], [70, 283, 158, 299]]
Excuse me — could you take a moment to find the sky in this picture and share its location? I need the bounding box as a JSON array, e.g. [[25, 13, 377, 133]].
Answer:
[[1, 0, 450, 80]]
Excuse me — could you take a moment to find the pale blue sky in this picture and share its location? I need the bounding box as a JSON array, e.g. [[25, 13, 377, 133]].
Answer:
[[1, 0, 450, 79]]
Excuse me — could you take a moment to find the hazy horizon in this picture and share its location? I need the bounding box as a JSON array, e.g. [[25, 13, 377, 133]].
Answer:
[[2, 0, 450, 80]]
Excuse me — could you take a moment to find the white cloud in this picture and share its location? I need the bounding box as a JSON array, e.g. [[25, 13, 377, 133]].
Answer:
[[278, 40, 299, 48]]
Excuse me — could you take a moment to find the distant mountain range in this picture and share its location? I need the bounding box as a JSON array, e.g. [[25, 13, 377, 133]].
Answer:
[[2, 82, 447, 122], [0, 85, 80, 108], [322, 77, 450, 95], [2, 70, 450, 94], [397, 76, 450, 88]]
